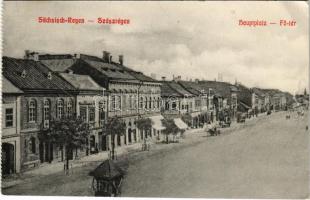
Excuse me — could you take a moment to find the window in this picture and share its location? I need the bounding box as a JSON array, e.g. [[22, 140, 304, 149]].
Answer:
[[28, 100, 37, 122], [153, 97, 156, 109], [172, 102, 177, 110], [157, 97, 161, 109], [111, 96, 116, 111], [129, 95, 132, 109], [144, 97, 148, 109], [89, 107, 95, 122], [67, 99, 73, 117], [122, 95, 126, 110], [99, 102, 106, 125], [117, 96, 122, 110], [30, 137, 36, 154], [43, 100, 50, 121], [80, 106, 87, 121], [165, 102, 170, 110], [139, 97, 143, 109], [133, 95, 137, 109], [57, 99, 64, 119], [149, 97, 152, 109], [5, 108, 13, 127]]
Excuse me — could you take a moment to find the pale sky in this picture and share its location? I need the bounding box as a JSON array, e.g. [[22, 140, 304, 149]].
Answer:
[[3, 1, 309, 94]]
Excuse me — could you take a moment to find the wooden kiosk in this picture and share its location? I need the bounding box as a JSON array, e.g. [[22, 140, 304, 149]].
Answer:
[[89, 159, 124, 196]]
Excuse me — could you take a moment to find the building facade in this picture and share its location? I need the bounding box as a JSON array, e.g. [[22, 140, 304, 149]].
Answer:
[[38, 51, 162, 149], [2, 78, 23, 175], [3, 56, 77, 170]]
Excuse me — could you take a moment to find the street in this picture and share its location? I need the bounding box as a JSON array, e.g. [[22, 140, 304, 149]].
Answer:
[[2, 111, 309, 198], [121, 111, 309, 198]]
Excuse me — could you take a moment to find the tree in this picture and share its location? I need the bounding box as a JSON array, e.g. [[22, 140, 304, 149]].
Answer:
[[136, 118, 152, 139], [39, 115, 90, 172], [104, 116, 126, 160], [161, 118, 180, 144]]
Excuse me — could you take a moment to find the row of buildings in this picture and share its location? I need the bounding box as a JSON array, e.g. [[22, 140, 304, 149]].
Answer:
[[2, 50, 293, 175]]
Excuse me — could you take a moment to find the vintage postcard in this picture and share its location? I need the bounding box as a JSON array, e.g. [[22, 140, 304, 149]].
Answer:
[[1, 0, 309, 199]]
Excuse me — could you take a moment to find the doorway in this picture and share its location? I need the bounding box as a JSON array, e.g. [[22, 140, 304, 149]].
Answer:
[[1, 143, 15, 175]]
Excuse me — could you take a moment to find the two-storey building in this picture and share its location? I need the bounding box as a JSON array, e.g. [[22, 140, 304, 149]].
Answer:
[[38, 51, 162, 149], [3, 56, 77, 170], [177, 79, 209, 127], [2, 77, 23, 175], [59, 73, 107, 155]]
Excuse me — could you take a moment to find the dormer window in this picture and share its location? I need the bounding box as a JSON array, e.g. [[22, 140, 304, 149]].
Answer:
[[21, 70, 27, 78], [47, 72, 52, 80]]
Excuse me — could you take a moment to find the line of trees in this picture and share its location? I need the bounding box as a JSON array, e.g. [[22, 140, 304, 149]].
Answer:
[[40, 114, 186, 173]]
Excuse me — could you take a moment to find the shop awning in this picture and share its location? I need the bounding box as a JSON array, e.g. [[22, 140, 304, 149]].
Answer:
[[149, 115, 165, 131], [173, 118, 188, 130], [240, 102, 251, 109]]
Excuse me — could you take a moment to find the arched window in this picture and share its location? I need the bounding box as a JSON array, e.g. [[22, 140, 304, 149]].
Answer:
[[99, 101, 106, 126], [57, 99, 64, 119], [157, 97, 161, 109], [30, 137, 36, 154], [144, 97, 148, 109], [28, 99, 37, 122], [139, 97, 143, 109], [111, 95, 116, 111], [122, 95, 126, 110], [128, 95, 132, 109], [165, 101, 170, 110], [133, 95, 137, 109], [117, 96, 122, 110], [43, 99, 50, 121], [149, 97, 152, 109], [67, 99, 73, 117], [153, 97, 156, 109], [172, 101, 177, 110]]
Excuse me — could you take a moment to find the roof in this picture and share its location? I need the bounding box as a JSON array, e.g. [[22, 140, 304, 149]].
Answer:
[[160, 81, 182, 98], [3, 57, 76, 92], [198, 81, 234, 98], [252, 87, 266, 97], [178, 81, 204, 96], [59, 73, 104, 91], [2, 77, 23, 94], [127, 71, 157, 82], [168, 81, 194, 97], [40, 58, 76, 72], [40, 53, 157, 83], [82, 59, 137, 81], [89, 160, 125, 180]]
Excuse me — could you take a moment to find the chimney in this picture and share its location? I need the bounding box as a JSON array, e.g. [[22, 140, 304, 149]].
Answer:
[[73, 53, 80, 59], [161, 76, 166, 81], [195, 78, 199, 83], [24, 50, 39, 61], [109, 55, 112, 63], [103, 51, 110, 63], [119, 55, 123, 65]]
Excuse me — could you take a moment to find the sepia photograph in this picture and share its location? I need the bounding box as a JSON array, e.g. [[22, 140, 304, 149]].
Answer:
[[1, 0, 309, 199]]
